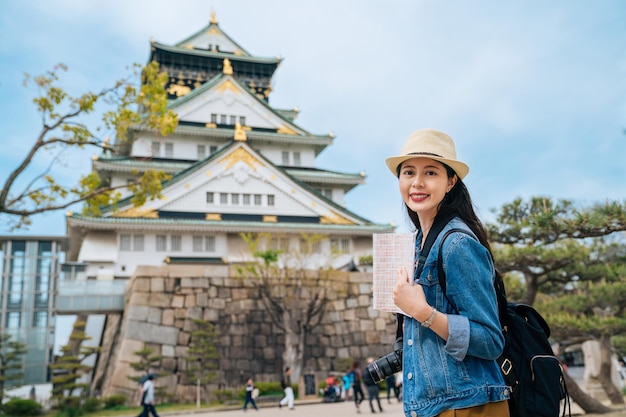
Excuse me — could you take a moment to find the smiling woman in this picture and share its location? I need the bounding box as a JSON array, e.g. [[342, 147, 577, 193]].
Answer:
[[386, 129, 510, 417]]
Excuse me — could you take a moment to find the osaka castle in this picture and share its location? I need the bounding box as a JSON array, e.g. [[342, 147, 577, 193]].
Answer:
[[66, 12, 393, 277]]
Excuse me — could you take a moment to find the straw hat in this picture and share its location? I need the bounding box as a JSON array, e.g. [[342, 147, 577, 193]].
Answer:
[[385, 129, 469, 179]]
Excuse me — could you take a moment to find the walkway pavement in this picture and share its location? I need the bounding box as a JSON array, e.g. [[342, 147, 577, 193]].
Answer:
[[160, 398, 404, 417]]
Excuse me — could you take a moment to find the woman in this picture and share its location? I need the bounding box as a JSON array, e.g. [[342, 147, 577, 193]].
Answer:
[[388, 129, 509, 417], [242, 377, 258, 411]]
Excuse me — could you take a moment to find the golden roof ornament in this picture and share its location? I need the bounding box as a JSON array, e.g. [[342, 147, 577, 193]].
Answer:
[[211, 10, 217, 24], [223, 58, 233, 75], [234, 122, 247, 141]]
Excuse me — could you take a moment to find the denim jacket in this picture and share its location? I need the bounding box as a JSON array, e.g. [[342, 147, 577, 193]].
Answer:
[[401, 218, 509, 417]]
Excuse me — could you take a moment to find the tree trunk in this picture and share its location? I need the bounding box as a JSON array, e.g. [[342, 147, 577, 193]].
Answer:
[[283, 317, 302, 382], [598, 336, 625, 405], [563, 369, 613, 414]]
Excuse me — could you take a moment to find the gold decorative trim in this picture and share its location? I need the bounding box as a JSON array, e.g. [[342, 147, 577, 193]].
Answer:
[[277, 125, 297, 135], [205, 123, 217, 128], [217, 147, 264, 171], [206, 213, 222, 221], [234, 122, 247, 141], [205, 170, 212, 176], [216, 79, 240, 94], [263, 215, 277, 223], [167, 84, 191, 97], [320, 212, 355, 225], [113, 207, 159, 218], [183, 44, 193, 50], [222, 58, 233, 75], [210, 10, 217, 24]]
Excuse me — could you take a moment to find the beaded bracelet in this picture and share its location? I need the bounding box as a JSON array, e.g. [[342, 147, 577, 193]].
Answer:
[[421, 307, 438, 328]]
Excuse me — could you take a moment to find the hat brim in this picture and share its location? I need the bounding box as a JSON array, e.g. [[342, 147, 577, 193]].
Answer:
[[385, 155, 469, 179]]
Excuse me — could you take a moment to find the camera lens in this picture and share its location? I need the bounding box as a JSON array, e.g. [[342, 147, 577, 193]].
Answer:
[[366, 350, 402, 384]]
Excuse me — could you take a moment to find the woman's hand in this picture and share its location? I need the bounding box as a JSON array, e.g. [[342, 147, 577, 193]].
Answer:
[[393, 266, 427, 319]]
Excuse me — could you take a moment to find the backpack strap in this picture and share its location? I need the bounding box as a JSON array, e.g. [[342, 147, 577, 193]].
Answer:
[[436, 229, 520, 390], [395, 212, 458, 338]]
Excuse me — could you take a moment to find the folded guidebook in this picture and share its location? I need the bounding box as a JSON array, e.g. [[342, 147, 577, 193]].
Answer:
[[372, 232, 416, 315]]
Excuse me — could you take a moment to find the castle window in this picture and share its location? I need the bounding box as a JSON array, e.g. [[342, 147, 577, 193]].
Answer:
[[231, 193, 240, 205], [220, 193, 228, 204], [239, 116, 246, 125], [254, 194, 262, 205], [293, 152, 301, 166], [171, 235, 182, 251], [206, 192, 214, 203], [331, 238, 350, 254], [229, 115, 237, 125], [197, 145, 206, 159], [220, 115, 227, 124], [165, 143, 174, 157], [192, 236, 204, 252], [209, 145, 218, 154], [267, 195, 275, 206], [133, 235, 145, 252], [120, 234, 131, 251], [151, 142, 160, 157], [243, 194, 251, 205], [312, 241, 322, 254], [205, 236, 216, 252], [282, 151, 289, 165], [211, 114, 217, 123], [156, 235, 167, 251]]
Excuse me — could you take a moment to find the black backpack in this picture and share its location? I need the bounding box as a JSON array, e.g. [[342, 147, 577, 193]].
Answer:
[[437, 228, 571, 417]]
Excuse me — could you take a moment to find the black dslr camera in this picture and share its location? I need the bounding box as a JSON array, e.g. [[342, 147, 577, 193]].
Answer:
[[365, 336, 403, 384]]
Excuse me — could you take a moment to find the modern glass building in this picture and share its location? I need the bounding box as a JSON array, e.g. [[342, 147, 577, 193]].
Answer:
[[0, 236, 66, 384]]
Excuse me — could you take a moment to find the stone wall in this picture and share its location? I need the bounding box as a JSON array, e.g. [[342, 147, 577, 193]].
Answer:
[[93, 264, 396, 403]]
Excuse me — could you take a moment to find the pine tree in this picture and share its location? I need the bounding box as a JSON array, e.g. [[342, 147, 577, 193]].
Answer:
[[0, 333, 27, 406], [49, 318, 100, 408], [185, 319, 220, 404]]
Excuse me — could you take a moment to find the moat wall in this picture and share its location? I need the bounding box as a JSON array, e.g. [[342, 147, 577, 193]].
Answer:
[[92, 264, 396, 403]]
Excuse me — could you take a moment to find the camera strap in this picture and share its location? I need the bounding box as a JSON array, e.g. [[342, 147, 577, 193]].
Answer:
[[395, 210, 458, 338]]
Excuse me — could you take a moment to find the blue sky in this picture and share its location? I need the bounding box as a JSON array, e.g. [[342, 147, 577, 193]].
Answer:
[[1, 0, 625, 235]]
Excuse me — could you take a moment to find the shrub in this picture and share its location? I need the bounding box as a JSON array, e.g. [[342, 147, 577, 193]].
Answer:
[[2, 398, 43, 416], [102, 394, 127, 409], [81, 398, 101, 413]]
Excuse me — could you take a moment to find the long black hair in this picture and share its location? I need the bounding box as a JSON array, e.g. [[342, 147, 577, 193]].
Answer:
[[402, 163, 492, 254]]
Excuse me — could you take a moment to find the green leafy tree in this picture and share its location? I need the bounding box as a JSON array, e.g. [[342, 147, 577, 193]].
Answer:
[[236, 232, 343, 382], [0, 332, 28, 407], [487, 197, 626, 413], [185, 319, 220, 404], [0, 61, 177, 229], [49, 318, 100, 407]]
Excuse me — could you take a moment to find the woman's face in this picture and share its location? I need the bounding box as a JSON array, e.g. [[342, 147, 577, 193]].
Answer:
[[398, 157, 456, 222]]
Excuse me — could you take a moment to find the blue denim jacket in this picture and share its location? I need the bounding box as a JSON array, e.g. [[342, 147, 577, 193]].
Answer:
[[401, 218, 510, 417]]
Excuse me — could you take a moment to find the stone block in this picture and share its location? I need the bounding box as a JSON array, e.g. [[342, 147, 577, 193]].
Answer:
[[149, 292, 171, 308], [126, 321, 179, 345], [196, 292, 209, 307], [161, 344, 175, 357], [128, 292, 150, 306], [162, 309, 175, 326], [133, 277, 152, 292], [171, 295, 185, 308], [134, 265, 168, 278], [146, 307, 162, 324], [151, 277, 165, 293], [170, 264, 204, 278], [162, 357, 177, 372], [126, 306, 150, 322], [117, 339, 145, 363], [178, 331, 190, 346], [184, 294, 196, 308]]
